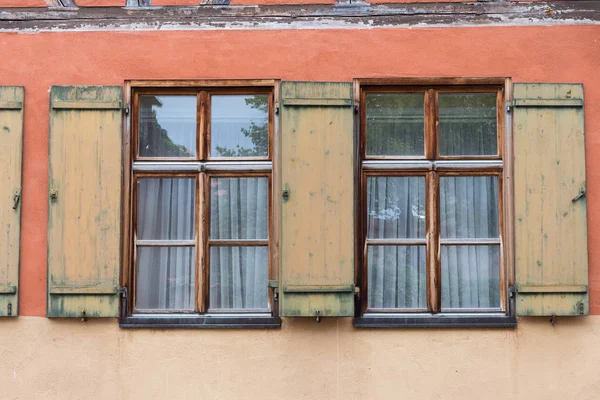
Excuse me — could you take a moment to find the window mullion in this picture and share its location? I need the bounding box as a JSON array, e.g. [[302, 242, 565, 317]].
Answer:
[[428, 171, 441, 313], [198, 171, 208, 313], [425, 89, 436, 159], [199, 90, 208, 160]]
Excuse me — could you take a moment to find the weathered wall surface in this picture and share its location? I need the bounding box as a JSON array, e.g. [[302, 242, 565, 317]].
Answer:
[[0, 317, 599, 399]]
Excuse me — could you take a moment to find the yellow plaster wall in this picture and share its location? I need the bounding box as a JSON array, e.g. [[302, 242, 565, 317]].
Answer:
[[1, 317, 599, 399]]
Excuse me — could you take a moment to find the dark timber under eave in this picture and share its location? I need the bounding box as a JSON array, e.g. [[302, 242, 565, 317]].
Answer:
[[0, 1, 599, 31]]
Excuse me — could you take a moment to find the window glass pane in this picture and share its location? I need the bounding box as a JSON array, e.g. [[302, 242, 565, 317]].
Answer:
[[138, 95, 196, 158], [441, 245, 500, 310], [137, 178, 196, 240], [210, 177, 268, 240], [209, 246, 268, 311], [368, 245, 426, 309], [366, 93, 425, 156], [211, 95, 269, 158], [367, 176, 426, 239], [136, 246, 195, 311], [440, 176, 498, 238], [438, 93, 497, 156]]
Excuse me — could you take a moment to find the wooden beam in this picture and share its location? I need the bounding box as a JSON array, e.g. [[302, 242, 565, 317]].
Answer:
[[0, 1, 599, 31]]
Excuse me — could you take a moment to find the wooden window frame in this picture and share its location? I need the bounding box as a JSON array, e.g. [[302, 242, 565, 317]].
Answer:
[[120, 80, 280, 328], [354, 78, 516, 327]]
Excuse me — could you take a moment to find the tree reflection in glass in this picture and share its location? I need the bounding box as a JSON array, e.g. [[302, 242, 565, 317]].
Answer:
[[211, 95, 269, 158], [138, 95, 197, 158]]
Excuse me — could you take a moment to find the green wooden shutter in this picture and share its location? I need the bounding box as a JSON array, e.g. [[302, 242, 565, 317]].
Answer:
[[47, 86, 122, 318], [513, 83, 588, 316], [0, 87, 24, 317], [280, 82, 354, 317]]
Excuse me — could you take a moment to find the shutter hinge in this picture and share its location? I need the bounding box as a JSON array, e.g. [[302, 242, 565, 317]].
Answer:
[[119, 287, 128, 317], [354, 286, 361, 299], [268, 280, 279, 301], [508, 285, 517, 298], [7, 303, 12, 316], [12, 190, 21, 210], [274, 102, 279, 115], [122, 103, 130, 115], [506, 100, 513, 113]]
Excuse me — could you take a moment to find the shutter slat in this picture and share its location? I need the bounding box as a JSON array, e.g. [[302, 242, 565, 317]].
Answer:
[[280, 82, 355, 317], [0, 86, 23, 317], [0, 101, 23, 110], [47, 86, 122, 318], [513, 83, 588, 316]]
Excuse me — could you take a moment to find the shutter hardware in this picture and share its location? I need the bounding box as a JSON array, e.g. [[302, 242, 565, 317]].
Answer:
[[572, 187, 586, 202], [12, 190, 21, 210], [7, 303, 11, 316], [119, 287, 128, 317], [122, 103, 130, 115]]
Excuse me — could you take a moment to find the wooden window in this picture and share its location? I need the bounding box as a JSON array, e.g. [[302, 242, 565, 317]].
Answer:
[[357, 80, 513, 322], [122, 82, 279, 326]]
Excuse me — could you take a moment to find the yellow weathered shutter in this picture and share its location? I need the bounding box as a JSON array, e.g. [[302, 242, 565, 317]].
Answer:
[[513, 83, 588, 316], [47, 86, 122, 318], [0, 87, 24, 317], [279, 82, 355, 317]]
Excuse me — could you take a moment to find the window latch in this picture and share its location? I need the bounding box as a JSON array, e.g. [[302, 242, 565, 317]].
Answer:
[[282, 184, 290, 202], [572, 187, 586, 202]]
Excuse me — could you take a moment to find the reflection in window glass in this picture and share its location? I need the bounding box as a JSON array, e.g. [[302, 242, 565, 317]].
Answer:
[[367, 176, 426, 239], [211, 95, 269, 158], [138, 95, 196, 158], [366, 93, 425, 156], [438, 93, 497, 156]]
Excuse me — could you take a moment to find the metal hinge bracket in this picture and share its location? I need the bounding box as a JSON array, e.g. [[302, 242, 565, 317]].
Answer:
[[268, 280, 279, 301], [508, 285, 517, 298], [13, 190, 21, 210], [123, 103, 130, 115], [119, 287, 128, 317]]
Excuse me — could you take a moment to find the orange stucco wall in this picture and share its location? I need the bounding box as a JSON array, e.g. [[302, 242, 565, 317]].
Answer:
[[0, 25, 598, 316], [0, 0, 46, 6]]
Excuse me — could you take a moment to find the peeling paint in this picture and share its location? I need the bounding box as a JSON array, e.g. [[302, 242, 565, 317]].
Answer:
[[0, 1, 599, 32]]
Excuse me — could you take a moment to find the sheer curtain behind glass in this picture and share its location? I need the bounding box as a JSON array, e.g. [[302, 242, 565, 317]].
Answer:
[[209, 177, 269, 311], [136, 178, 196, 311], [440, 176, 500, 310], [367, 176, 427, 309]]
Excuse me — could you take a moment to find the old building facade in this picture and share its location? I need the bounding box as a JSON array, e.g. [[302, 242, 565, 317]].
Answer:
[[1, 1, 599, 399]]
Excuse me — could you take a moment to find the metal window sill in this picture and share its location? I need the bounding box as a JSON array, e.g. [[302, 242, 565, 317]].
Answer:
[[353, 314, 516, 328], [119, 314, 281, 329]]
